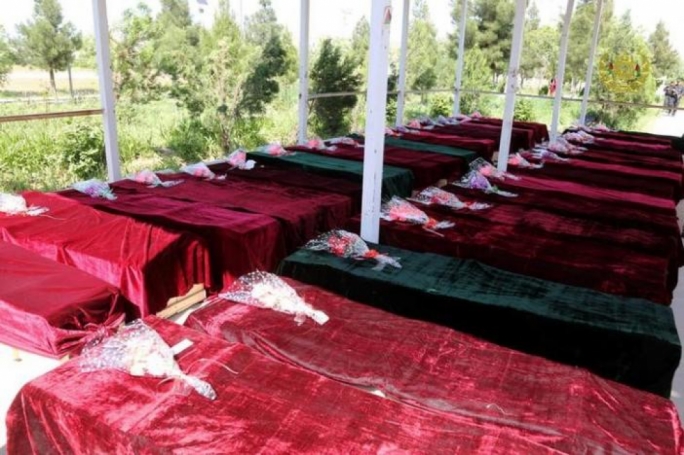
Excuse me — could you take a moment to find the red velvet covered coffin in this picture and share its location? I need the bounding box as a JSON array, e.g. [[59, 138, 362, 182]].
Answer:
[[0, 242, 124, 358], [0, 316, 623, 454], [185, 279, 684, 453], [0, 192, 212, 318]]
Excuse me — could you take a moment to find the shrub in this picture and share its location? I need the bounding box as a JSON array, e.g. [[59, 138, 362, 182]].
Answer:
[[514, 98, 534, 122], [429, 95, 452, 118], [58, 121, 106, 180], [166, 117, 215, 163]]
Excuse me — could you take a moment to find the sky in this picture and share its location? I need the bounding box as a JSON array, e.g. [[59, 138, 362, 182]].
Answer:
[[1, 0, 683, 54]]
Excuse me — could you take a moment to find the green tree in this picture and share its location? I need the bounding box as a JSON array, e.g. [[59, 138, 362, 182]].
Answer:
[[243, 0, 296, 104], [73, 34, 97, 69], [521, 26, 559, 87], [648, 21, 681, 81], [565, 0, 614, 90], [0, 26, 13, 87], [590, 11, 655, 129], [16, 0, 82, 92], [112, 4, 163, 103], [309, 39, 362, 137], [170, 0, 258, 151], [464, 0, 516, 84], [350, 17, 370, 79], [239, 34, 289, 115], [408, 0, 439, 100], [155, 0, 201, 80]]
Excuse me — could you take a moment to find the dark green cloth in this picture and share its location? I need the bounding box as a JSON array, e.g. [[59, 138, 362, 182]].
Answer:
[[251, 151, 413, 199], [279, 245, 681, 397], [348, 134, 480, 163]]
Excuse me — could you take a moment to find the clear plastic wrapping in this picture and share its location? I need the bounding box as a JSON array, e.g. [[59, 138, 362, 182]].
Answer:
[[226, 149, 256, 170], [381, 196, 455, 235], [130, 170, 183, 188], [328, 137, 362, 148], [453, 171, 518, 197], [409, 187, 491, 211], [304, 230, 402, 271], [508, 153, 543, 169], [257, 142, 293, 157], [181, 162, 217, 180], [220, 271, 329, 325], [305, 137, 327, 150], [79, 320, 217, 400], [470, 158, 520, 181], [563, 130, 595, 144], [72, 179, 116, 200], [530, 146, 571, 161], [0, 193, 49, 216]]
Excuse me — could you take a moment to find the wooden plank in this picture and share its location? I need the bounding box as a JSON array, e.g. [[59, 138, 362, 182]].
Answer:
[[0, 109, 103, 124], [157, 284, 207, 320]]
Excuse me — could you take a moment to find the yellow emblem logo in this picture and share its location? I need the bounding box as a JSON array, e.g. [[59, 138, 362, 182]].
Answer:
[[598, 51, 651, 94]]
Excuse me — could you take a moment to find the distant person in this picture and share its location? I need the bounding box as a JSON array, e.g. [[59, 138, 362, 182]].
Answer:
[[548, 78, 557, 97], [664, 81, 678, 116], [674, 80, 684, 116]]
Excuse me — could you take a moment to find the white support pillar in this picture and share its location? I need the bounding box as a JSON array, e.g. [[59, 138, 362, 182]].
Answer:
[[452, 0, 468, 116], [550, 0, 575, 140], [360, 0, 393, 243], [297, 0, 310, 144], [497, 0, 526, 172], [92, 0, 121, 182], [395, 0, 410, 126], [579, 0, 604, 125]]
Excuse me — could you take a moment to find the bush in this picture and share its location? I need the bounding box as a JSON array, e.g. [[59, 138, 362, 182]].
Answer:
[[514, 98, 534, 122], [58, 121, 106, 180], [166, 117, 215, 163], [429, 95, 452, 118]]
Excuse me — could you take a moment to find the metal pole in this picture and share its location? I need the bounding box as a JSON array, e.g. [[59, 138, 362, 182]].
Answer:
[[395, 0, 410, 126], [92, 0, 121, 181], [360, 0, 393, 243], [579, 0, 604, 125], [452, 0, 468, 116], [550, 0, 576, 140], [297, 0, 310, 144], [497, 0, 526, 172]]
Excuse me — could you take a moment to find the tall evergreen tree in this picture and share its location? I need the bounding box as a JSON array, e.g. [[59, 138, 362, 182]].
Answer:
[[648, 21, 681, 81], [112, 4, 163, 102], [16, 0, 81, 92], [565, 0, 614, 89], [310, 39, 362, 137], [408, 0, 439, 99], [350, 16, 370, 79]]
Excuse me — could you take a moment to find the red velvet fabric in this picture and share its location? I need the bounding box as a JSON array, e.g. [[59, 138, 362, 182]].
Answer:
[[0, 316, 612, 454], [185, 279, 684, 453], [60, 190, 286, 289], [208, 163, 363, 212], [470, 117, 549, 143], [0, 242, 124, 358], [447, 184, 680, 242], [565, 146, 684, 175], [397, 130, 496, 160], [586, 129, 673, 145], [287, 143, 465, 187], [586, 138, 680, 160], [348, 209, 672, 303], [0, 192, 212, 318], [431, 123, 536, 152], [113, 174, 353, 251], [424, 196, 682, 275], [516, 153, 682, 200]]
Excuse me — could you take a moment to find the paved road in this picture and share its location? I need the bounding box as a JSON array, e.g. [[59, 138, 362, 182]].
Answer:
[[649, 110, 684, 137]]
